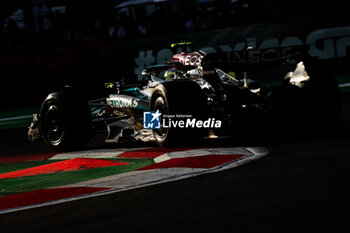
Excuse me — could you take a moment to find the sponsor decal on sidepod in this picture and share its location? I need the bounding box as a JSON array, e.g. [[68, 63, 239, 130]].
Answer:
[[107, 96, 139, 108]]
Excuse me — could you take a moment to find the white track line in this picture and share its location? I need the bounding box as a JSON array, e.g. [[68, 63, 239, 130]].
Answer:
[[49, 147, 150, 160]]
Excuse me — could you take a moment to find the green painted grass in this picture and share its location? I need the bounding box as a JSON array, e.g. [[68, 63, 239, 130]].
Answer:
[[0, 119, 33, 129], [0, 158, 153, 197], [335, 73, 350, 92], [0, 107, 39, 119], [0, 107, 39, 129], [335, 73, 350, 84]]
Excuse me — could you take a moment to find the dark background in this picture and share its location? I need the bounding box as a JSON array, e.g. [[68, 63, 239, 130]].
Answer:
[[0, 0, 349, 109]]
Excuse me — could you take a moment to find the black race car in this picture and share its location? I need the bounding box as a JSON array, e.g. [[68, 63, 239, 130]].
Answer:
[[28, 43, 340, 151]]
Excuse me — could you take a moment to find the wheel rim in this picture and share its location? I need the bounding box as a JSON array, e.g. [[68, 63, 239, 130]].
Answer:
[[153, 96, 168, 140], [44, 105, 64, 144]]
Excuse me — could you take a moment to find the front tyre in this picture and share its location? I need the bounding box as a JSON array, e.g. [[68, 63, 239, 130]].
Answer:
[[40, 90, 91, 151], [150, 80, 207, 146]]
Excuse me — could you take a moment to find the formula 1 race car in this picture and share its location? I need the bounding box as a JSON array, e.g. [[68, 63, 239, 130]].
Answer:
[[28, 42, 340, 151]]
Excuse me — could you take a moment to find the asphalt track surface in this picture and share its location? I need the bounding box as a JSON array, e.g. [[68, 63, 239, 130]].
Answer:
[[1, 93, 350, 233]]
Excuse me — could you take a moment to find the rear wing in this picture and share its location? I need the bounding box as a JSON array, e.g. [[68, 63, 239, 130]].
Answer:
[[201, 45, 310, 71]]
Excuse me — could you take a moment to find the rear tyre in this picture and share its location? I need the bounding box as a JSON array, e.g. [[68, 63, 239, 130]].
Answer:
[[40, 90, 91, 151]]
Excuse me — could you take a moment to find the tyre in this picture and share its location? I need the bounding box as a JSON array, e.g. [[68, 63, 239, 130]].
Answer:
[[39, 89, 91, 151], [150, 80, 207, 146]]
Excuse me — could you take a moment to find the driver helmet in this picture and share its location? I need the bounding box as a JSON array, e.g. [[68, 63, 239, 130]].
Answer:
[[164, 68, 177, 80]]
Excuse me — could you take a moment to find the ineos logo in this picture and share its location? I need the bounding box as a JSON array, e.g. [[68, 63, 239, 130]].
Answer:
[[184, 53, 203, 66]]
